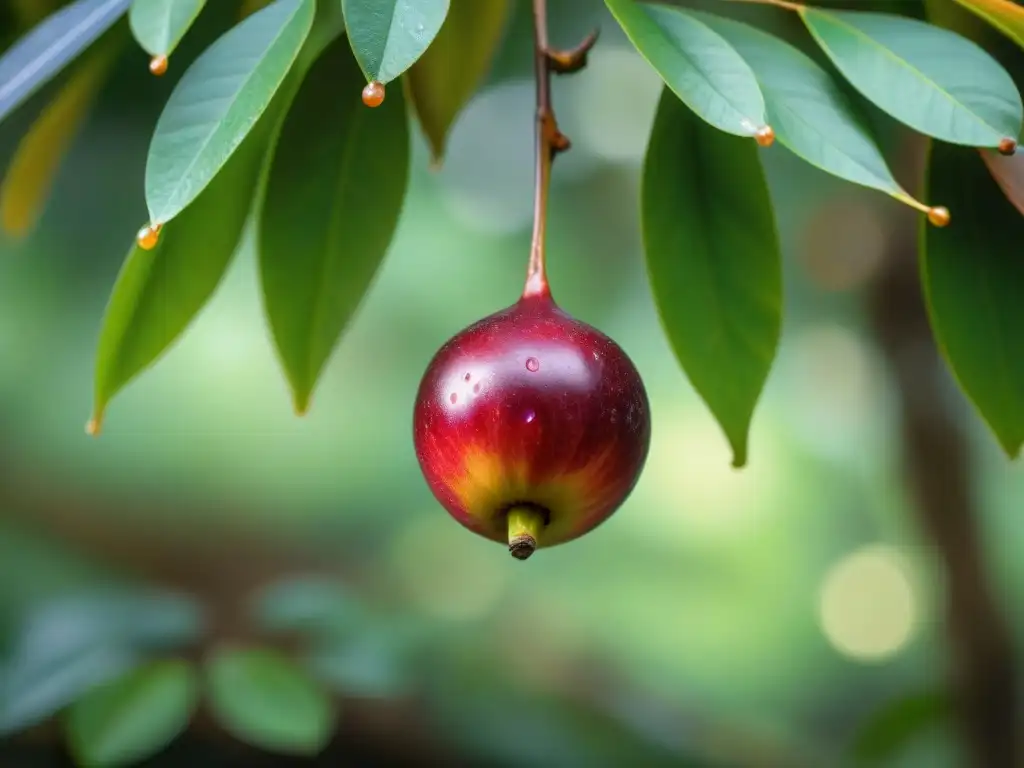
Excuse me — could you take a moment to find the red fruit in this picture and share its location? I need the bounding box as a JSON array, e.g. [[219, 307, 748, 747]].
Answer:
[[413, 293, 651, 560]]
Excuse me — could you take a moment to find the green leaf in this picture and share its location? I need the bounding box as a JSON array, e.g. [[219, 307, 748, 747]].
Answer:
[[205, 646, 335, 755], [642, 87, 781, 467], [0, 0, 130, 125], [92, 72, 296, 428], [342, 0, 450, 85], [604, 0, 765, 137], [259, 32, 410, 414], [144, 0, 314, 225], [250, 577, 361, 637], [1, 45, 115, 239], [953, 0, 1024, 51], [128, 0, 206, 58], [692, 12, 929, 213], [64, 660, 199, 768], [404, 0, 509, 165], [799, 7, 1023, 148], [922, 141, 1024, 458], [851, 690, 949, 763]]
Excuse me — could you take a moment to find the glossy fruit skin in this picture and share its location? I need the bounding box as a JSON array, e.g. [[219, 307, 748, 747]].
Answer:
[[413, 293, 651, 550]]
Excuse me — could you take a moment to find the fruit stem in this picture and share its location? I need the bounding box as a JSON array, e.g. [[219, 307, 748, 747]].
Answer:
[[524, 0, 597, 300], [507, 505, 546, 560]]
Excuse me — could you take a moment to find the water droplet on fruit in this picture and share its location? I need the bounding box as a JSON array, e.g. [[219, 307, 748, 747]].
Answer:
[[524, 409, 536, 424], [362, 81, 385, 108], [927, 206, 951, 228], [754, 125, 775, 147], [149, 55, 168, 76], [449, 392, 458, 404], [136, 223, 161, 250], [998, 137, 1017, 156], [464, 372, 471, 382], [525, 357, 540, 372], [473, 382, 481, 394]]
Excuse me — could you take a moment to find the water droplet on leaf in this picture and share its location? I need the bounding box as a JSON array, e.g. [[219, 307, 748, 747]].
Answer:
[[927, 206, 951, 228], [754, 125, 775, 148], [998, 137, 1017, 156], [362, 81, 385, 108], [149, 55, 168, 76], [136, 223, 161, 250]]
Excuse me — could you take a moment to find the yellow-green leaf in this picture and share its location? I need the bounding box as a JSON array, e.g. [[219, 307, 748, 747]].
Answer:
[[1, 50, 113, 238], [953, 0, 1024, 50], [405, 0, 509, 166]]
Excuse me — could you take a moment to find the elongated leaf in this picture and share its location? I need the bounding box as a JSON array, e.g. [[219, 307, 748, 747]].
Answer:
[[851, 690, 949, 763], [342, 0, 449, 84], [605, 0, 765, 137], [954, 0, 1024, 51], [144, 0, 314, 225], [981, 148, 1024, 215], [0, 0, 130, 125], [65, 660, 199, 768], [642, 87, 781, 467], [800, 7, 1022, 148], [405, 0, 509, 165], [923, 141, 1024, 458], [128, 0, 206, 58], [92, 76, 296, 428], [693, 12, 926, 211], [259, 33, 410, 414], [205, 646, 335, 755], [1, 47, 113, 238]]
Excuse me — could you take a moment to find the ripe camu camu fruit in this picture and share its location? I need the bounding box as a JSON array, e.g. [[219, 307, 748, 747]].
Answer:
[[413, 291, 651, 560]]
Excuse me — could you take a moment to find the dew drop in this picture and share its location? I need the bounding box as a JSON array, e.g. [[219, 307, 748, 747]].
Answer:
[[525, 357, 540, 372], [754, 125, 775, 148], [136, 223, 161, 250], [524, 409, 536, 424], [927, 206, 951, 228], [85, 417, 101, 437], [998, 137, 1017, 156], [362, 81, 385, 108], [149, 55, 168, 76], [473, 382, 481, 394], [449, 392, 458, 404]]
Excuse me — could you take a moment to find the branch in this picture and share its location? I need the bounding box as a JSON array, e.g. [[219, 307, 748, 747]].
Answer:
[[523, 0, 598, 300], [867, 134, 1020, 768]]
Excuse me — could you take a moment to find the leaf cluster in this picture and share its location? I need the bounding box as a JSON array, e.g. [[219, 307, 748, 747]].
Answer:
[[0, 0, 1022, 460]]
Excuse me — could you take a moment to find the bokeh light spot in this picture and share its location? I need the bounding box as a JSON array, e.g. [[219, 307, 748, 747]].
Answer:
[[818, 544, 918, 662]]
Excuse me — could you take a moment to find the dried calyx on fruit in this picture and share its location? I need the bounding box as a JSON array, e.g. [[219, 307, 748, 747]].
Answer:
[[412, 2, 651, 561]]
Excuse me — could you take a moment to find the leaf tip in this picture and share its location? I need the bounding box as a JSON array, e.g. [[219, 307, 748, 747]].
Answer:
[[362, 81, 385, 108], [293, 395, 311, 417], [730, 449, 748, 470], [149, 55, 169, 77], [85, 414, 103, 437], [927, 206, 951, 228], [754, 124, 775, 148]]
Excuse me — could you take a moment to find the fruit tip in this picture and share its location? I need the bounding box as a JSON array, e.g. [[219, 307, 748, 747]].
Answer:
[[507, 506, 545, 561], [928, 206, 951, 228]]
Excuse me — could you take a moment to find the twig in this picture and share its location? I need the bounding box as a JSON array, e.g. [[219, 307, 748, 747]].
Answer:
[[523, 0, 598, 299]]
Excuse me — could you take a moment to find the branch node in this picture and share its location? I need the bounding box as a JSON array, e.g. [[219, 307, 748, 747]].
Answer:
[[546, 28, 600, 75]]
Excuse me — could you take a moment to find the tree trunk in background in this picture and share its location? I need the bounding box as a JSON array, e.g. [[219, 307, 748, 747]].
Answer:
[[867, 136, 1020, 768]]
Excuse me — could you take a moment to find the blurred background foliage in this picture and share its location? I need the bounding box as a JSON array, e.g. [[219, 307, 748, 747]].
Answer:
[[0, 1, 1021, 766]]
